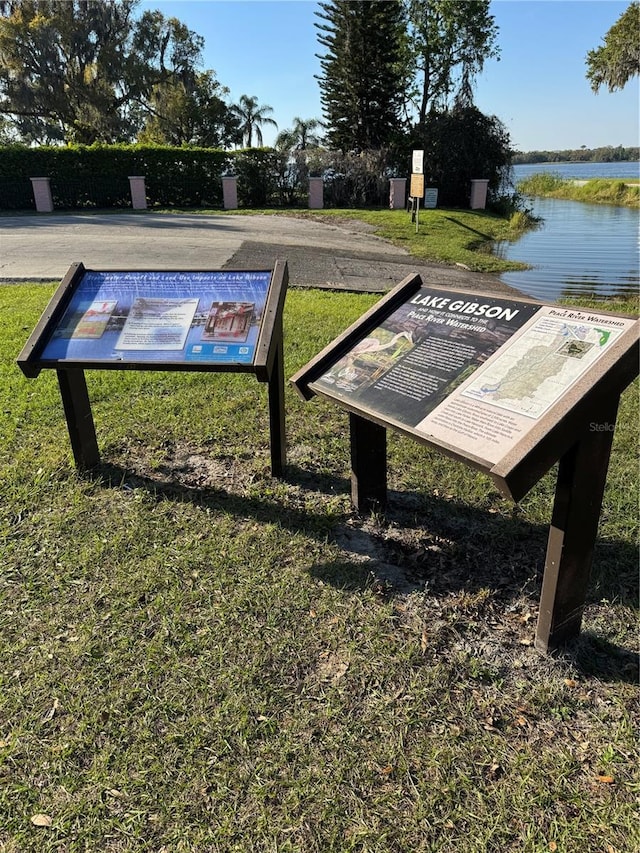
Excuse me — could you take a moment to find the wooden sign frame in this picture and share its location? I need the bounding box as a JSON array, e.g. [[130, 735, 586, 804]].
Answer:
[[18, 260, 289, 476], [291, 273, 639, 652], [409, 174, 425, 199]]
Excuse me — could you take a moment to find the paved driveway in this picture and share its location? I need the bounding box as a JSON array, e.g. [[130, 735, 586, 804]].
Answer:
[[0, 211, 510, 294]]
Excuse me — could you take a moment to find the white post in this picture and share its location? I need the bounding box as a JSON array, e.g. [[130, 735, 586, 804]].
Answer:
[[470, 179, 489, 210], [222, 176, 238, 209], [30, 177, 54, 213], [309, 177, 324, 209], [389, 178, 407, 210], [128, 176, 147, 210]]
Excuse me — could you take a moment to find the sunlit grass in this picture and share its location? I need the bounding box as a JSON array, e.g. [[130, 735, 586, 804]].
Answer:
[[0, 284, 637, 852], [518, 173, 640, 208]]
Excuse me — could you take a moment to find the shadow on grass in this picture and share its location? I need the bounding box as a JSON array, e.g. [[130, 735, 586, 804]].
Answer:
[[94, 458, 638, 683], [562, 631, 639, 684], [444, 216, 493, 239]]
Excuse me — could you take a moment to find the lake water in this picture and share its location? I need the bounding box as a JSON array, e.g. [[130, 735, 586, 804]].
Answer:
[[512, 161, 640, 182], [494, 162, 639, 302]]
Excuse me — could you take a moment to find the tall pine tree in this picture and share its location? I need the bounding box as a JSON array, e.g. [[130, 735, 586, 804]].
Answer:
[[315, 1, 409, 152]]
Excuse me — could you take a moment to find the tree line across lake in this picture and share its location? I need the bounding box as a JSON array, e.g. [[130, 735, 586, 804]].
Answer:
[[513, 146, 639, 165]]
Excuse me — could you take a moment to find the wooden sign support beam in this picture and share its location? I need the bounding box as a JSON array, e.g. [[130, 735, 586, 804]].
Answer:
[[350, 413, 387, 513], [267, 337, 286, 477], [347, 398, 622, 653], [56, 368, 100, 470], [535, 396, 619, 653]]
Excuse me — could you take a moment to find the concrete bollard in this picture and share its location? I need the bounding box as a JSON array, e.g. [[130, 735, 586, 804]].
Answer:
[[470, 179, 489, 210], [309, 177, 324, 209], [389, 178, 407, 210], [222, 176, 238, 209], [30, 177, 54, 213], [128, 176, 147, 210]]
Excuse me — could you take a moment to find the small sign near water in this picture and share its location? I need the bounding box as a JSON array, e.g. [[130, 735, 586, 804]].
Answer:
[[424, 188, 438, 208]]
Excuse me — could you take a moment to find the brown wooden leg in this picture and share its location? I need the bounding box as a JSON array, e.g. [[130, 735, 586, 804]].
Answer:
[[267, 340, 286, 478], [535, 398, 619, 653], [56, 368, 100, 470], [350, 412, 387, 512]]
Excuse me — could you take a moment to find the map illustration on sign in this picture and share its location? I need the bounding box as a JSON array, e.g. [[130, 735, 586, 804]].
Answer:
[[459, 314, 619, 419], [313, 287, 540, 432]]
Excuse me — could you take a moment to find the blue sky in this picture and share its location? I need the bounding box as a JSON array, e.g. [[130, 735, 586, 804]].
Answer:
[[139, 0, 639, 153]]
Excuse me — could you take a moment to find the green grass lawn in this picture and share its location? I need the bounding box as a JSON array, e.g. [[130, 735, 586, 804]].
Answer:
[[281, 208, 535, 273], [0, 284, 638, 852]]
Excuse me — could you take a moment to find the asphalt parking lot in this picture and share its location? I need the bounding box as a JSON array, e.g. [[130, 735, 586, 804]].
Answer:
[[0, 210, 512, 294]]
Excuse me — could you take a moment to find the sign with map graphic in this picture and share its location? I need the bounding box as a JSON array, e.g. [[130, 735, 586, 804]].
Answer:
[[292, 275, 639, 500], [292, 272, 639, 653], [414, 304, 634, 466]]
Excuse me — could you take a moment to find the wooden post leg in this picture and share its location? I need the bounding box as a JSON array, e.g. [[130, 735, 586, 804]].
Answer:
[[350, 413, 387, 513], [535, 398, 619, 653], [56, 368, 100, 471], [267, 340, 286, 478]]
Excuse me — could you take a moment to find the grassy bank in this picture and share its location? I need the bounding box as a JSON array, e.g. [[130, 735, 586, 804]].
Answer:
[[289, 208, 535, 273], [1, 283, 638, 852], [177, 206, 533, 275], [517, 173, 640, 208]]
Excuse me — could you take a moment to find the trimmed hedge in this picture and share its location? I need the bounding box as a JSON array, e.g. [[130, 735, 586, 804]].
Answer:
[[0, 143, 393, 211], [0, 144, 232, 210]]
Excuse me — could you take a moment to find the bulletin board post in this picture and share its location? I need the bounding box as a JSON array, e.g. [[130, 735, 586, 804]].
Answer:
[[410, 173, 425, 233]]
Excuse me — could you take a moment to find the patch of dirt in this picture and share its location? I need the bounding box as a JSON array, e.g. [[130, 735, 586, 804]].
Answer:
[[280, 212, 380, 234], [107, 439, 638, 684]]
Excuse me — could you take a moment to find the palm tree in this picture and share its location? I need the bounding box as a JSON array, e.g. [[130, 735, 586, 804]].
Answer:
[[230, 94, 278, 147], [275, 117, 323, 151], [290, 116, 323, 149]]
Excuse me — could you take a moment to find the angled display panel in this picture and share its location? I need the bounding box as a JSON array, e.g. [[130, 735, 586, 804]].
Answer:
[[17, 261, 289, 476], [18, 265, 279, 374], [292, 275, 639, 501]]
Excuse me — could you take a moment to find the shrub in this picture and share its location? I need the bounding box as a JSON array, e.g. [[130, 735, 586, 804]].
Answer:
[[408, 106, 513, 208], [0, 144, 230, 210], [232, 149, 280, 207]]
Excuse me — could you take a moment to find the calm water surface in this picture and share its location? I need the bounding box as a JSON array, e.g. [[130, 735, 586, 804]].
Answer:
[[495, 162, 639, 302], [512, 161, 640, 182]]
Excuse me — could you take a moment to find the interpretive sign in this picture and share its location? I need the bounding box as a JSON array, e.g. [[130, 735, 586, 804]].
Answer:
[[293, 276, 636, 497], [424, 188, 438, 209], [291, 273, 639, 652], [412, 150, 424, 174], [18, 261, 289, 475], [26, 267, 276, 369]]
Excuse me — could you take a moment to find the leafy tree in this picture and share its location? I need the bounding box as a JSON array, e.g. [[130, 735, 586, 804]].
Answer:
[[410, 105, 512, 207], [315, 0, 410, 151], [138, 71, 240, 147], [275, 116, 323, 151], [404, 0, 499, 122], [586, 2, 640, 92], [0, 0, 211, 143], [230, 94, 278, 147]]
